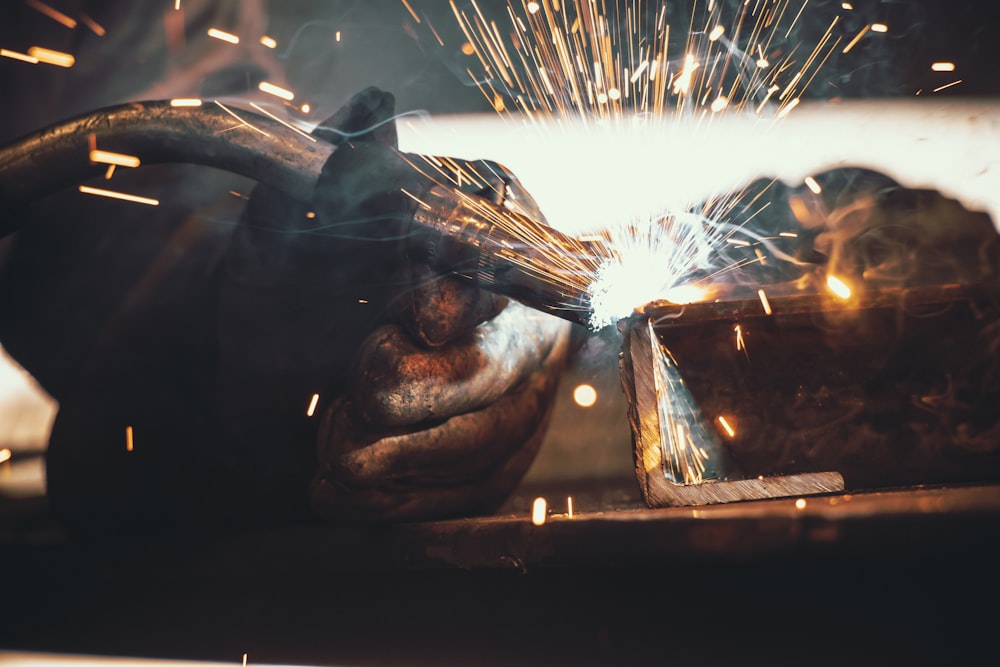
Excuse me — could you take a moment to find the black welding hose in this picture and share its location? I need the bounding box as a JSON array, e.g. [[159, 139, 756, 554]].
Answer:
[[0, 100, 335, 238]]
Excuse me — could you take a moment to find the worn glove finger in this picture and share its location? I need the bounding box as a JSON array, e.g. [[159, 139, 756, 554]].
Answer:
[[352, 301, 568, 428], [310, 417, 547, 523], [311, 326, 568, 521], [399, 263, 507, 348]]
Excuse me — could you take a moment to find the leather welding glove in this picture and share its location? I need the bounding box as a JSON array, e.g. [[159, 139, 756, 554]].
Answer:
[[216, 87, 570, 523]]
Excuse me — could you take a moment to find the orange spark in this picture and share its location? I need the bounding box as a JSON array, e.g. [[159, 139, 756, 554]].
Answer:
[[842, 24, 869, 53], [306, 393, 320, 417], [758, 289, 773, 315], [871, 23, 888, 33], [27, 46, 74, 67], [931, 62, 956, 72], [79, 185, 159, 207], [400, 0, 420, 23], [170, 98, 202, 107], [717, 416, 736, 438], [1, 49, 39, 64], [795, 498, 807, 510], [258, 81, 295, 101], [804, 176, 822, 194], [26, 0, 76, 28], [933, 80, 962, 93], [572, 383, 597, 408], [0, 448, 11, 464], [125, 426, 134, 452], [79, 13, 105, 36], [207, 28, 240, 44], [826, 274, 852, 299], [259, 35, 277, 49], [567, 496, 574, 519], [89, 149, 140, 168], [531, 497, 547, 526]]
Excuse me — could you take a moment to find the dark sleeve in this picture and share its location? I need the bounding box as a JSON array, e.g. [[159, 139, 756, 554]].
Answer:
[[0, 164, 301, 535]]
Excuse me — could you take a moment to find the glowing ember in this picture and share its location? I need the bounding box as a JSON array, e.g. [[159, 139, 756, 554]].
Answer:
[[1, 49, 39, 64], [306, 393, 320, 417], [89, 150, 140, 168], [259, 35, 278, 49], [400, 0, 420, 23], [795, 498, 807, 510], [531, 497, 547, 526], [826, 274, 852, 299], [0, 448, 11, 464], [78, 185, 159, 207], [842, 24, 869, 54], [931, 62, 956, 72], [125, 426, 134, 452], [170, 98, 203, 107], [79, 13, 106, 36], [567, 496, 574, 519], [758, 288, 773, 316], [870, 23, 888, 33], [717, 416, 736, 438], [572, 384, 598, 408], [933, 80, 962, 93], [26, 0, 76, 28], [207, 28, 240, 44], [27, 47, 74, 68], [258, 81, 295, 101]]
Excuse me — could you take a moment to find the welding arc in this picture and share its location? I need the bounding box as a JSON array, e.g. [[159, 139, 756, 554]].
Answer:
[[0, 100, 335, 237]]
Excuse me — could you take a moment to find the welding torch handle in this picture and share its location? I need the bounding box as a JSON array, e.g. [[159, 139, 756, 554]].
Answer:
[[0, 100, 594, 325], [0, 100, 335, 237], [409, 183, 594, 325]]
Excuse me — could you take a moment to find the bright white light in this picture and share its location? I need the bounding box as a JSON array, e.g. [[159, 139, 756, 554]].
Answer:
[[572, 383, 598, 407], [531, 497, 547, 525], [826, 274, 852, 299]]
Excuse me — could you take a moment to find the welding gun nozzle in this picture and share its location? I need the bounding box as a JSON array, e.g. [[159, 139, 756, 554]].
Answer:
[[408, 183, 596, 326]]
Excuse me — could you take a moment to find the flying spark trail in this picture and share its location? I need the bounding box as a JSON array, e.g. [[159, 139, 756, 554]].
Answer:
[[425, 0, 852, 329]]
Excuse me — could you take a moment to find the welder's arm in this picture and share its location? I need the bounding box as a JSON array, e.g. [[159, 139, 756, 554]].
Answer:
[[216, 88, 571, 522]]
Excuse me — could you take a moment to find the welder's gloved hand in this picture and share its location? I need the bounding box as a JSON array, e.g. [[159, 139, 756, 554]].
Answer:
[[216, 87, 570, 523]]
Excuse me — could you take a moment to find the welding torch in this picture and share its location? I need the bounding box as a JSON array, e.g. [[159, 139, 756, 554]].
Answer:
[[0, 100, 596, 326]]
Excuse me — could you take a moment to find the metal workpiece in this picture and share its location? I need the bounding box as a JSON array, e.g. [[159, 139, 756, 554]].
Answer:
[[410, 183, 596, 326], [0, 100, 335, 234], [620, 283, 1000, 508], [619, 315, 844, 507]]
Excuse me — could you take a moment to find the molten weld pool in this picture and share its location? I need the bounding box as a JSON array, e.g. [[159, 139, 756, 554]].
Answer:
[[620, 283, 1000, 508]]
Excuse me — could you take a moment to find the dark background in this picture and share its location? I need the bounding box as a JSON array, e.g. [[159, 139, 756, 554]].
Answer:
[[2, 1, 1000, 666]]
